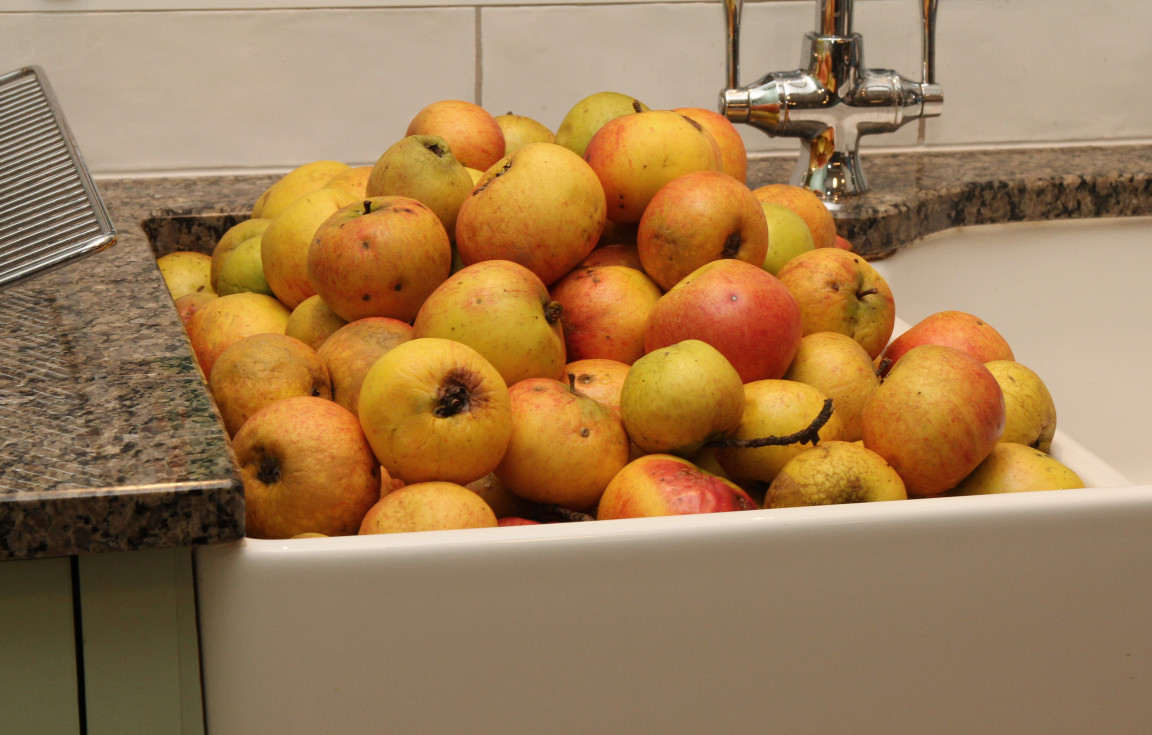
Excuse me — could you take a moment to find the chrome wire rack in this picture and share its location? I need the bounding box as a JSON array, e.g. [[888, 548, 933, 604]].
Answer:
[[0, 65, 116, 291]]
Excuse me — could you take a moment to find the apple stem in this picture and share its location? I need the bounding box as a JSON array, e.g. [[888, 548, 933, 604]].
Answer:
[[706, 398, 834, 450], [363, 200, 373, 214], [857, 287, 879, 298]]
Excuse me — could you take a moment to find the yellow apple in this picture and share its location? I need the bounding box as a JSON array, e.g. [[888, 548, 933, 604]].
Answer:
[[215, 234, 274, 297], [358, 337, 513, 485], [284, 295, 349, 351], [951, 442, 1083, 495], [984, 360, 1058, 453], [315, 316, 414, 418], [322, 165, 372, 199], [211, 218, 270, 292], [554, 91, 650, 158], [674, 106, 748, 184], [184, 291, 290, 378], [157, 250, 213, 300], [494, 112, 555, 156], [752, 183, 837, 249], [358, 481, 498, 535], [455, 142, 607, 287], [259, 186, 361, 310], [783, 331, 880, 442], [365, 134, 474, 236], [251, 160, 352, 220]]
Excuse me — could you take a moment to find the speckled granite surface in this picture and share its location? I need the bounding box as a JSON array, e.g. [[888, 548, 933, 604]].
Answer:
[[1, 144, 1149, 561]]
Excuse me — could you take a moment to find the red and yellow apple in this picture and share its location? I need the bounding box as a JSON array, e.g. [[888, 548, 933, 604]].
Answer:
[[549, 264, 662, 364]]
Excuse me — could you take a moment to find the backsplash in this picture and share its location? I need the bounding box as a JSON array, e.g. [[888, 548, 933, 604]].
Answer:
[[3, 0, 1150, 176]]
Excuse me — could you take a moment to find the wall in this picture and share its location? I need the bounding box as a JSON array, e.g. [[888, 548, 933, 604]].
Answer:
[[2, 0, 1150, 177]]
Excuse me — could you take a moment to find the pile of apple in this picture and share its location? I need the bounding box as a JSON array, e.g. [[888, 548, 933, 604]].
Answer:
[[156, 92, 1083, 540]]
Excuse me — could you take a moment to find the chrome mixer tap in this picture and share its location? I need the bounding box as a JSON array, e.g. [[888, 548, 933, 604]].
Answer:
[[721, 0, 943, 200]]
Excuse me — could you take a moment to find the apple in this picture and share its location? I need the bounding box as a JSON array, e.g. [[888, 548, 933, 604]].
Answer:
[[713, 379, 845, 485], [207, 333, 332, 436], [597, 454, 758, 520], [760, 202, 816, 275], [466, 472, 538, 521], [752, 183, 837, 249], [597, 220, 640, 248], [985, 360, 1057, 453], [636, 169, 770, 291], [215, 234, 274, 297], [173, 291, 217, 326], [862, 344, 1006, 497], [620, 339, 745, 457], [581, 241, 643, 270], [877, 310, 1015, 377], [644, 258, 803, 383], [359, 481, 498, 535], [211, 217, 270, 291], [315, 316, 414, 418], [764, 440, 907, 508], [156, 250, 213, 301], [260, 186, 361, 309], [776, 247, 896, 360], [284, 294, 349, 351], [233, 395, 383, 539], [494, 377, 631, 510], [674, 106, 748, 184], [554, 91, 650, 158], [565, 358, 631, 415], [494, 112, 555, 156], [833, 235, 853, 251], [307, 195, 452, 323], [949, 443, 1083, 495], [413, 259, 567, 385], [455, 142, 607, 287], [252, 160, 352, 220], [549, 264, 662, 364], [584, 109, 723, 223], [783, 331, 880, 442], [322, 165, 372, 199], [364, 134, 474, 236], [185, 291, 291, 378], [405, 99, 506, 172], [357, 337, 513, 485]]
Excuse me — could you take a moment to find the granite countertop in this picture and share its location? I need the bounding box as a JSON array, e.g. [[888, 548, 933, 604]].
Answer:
[[1, 143, 1149, 562]]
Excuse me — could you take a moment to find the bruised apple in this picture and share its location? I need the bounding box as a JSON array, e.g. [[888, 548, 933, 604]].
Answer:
[[764, 441, 906, 508], [549, 264, 662, 364], [494, 377, 631, 510], [455, 142, 607, 287], [357, 337, 512, 485], [234, 396, 382, 539], [877, 310, 1015, 376], [413, 260, 566, 385], [307, 195, 452, 323], [636, 169, 769, 291], [207, 333, 331, 437], [862, 344, 1006, 497], [645, 258, 802, 383], [597, 454, 758, 520]]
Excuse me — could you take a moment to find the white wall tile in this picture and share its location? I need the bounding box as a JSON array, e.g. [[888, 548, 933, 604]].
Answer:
[[0, 9, 477, 174]]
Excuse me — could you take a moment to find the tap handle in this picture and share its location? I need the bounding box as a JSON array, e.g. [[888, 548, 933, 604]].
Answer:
[[920, 0, 938, 84], [723, 0, 743, 90]]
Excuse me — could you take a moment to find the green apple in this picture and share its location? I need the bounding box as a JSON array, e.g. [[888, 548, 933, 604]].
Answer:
[[760, 202, 816, 275], [216, 234, 274, 297], [365, 134, 474, 236], [553, 91, 650, 158]]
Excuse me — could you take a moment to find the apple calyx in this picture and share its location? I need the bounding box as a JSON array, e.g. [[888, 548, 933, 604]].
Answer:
[[722, 231, 742, 258], [707, 398, 834, 450], [256, 453, 281, 485], [544, 300, 563, 325], [433, 375, 475, 419], [423, 139, 450, 158]]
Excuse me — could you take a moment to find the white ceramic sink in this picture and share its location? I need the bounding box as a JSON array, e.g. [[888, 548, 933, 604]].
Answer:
[[871, 215, 1152, 486], [193, 216, 1152, 735]]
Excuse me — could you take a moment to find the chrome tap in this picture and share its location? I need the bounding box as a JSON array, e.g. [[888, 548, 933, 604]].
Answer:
[[721, 0, 943, 201]]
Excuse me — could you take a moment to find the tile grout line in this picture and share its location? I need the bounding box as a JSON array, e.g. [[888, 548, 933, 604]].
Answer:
[[475, 7, 483, 106]]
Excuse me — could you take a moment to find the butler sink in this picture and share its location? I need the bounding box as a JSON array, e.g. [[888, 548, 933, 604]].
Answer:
[[870, 215, 1152, 486]]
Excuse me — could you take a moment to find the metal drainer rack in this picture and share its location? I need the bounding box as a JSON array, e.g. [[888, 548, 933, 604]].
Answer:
[[0, 65, 116, 291]]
